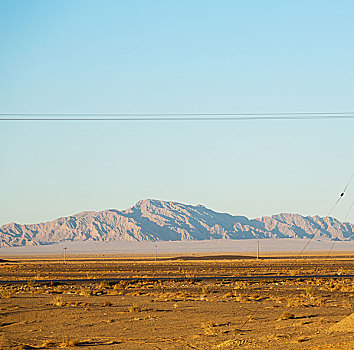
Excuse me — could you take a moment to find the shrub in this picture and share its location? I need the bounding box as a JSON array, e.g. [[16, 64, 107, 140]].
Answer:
[[279, 312, 295, 320], [51, 296, 65, 307], [129, 303, 142, 312], [60, 338, 80, 347], [202, 321, 218, 336]]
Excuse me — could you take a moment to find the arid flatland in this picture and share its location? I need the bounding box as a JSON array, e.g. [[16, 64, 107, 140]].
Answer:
[[1, 255, 353, 349]]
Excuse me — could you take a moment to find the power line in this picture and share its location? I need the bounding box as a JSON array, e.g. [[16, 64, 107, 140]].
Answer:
[[1, 112, 354, 121], [2, 112, 354, 116]]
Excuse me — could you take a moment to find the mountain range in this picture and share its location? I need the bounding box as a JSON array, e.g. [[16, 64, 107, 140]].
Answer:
[[0, 199, 353, 247]]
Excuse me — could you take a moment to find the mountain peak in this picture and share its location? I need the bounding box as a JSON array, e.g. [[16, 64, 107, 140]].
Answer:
[[1, 200, 353, 247]]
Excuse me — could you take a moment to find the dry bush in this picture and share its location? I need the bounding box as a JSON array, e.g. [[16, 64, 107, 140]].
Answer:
[[270, 333, 291, 340], [222, 292, 234, 298], [202, 321, 218, 336], [129, 303, 142, 312], [249, 293, 262, 301], [131, 291, 145, 296], [103, 301, 112, 307], [201, 286, 209, 294], [99, 281, 110, 289], [275, 297, 286, 304], [215, 339, 250, 349], [142, 283, 154, 289], [91, 289, 106, 296], [78, 288, 91, 297], [41, 340, 56, 348], [0, 289, 13, 299], [51, 296, 65, 307], [294, 336, 308, 343], [287, 299, 301, 308], [233, 281, 245, 290], [340, 284, 354, 293], [342, 300, 352, 309], [32, 288, 46, 295], [279, 312, 295, 320], [60, 338, 80, 347], [113, 283, 125, 290], [67, 301, 80, 307], [305, 286, 315, 296], [296, 319, 311, 326], [106, 289, 119, 295], [51, 286, 64, 294], [234, 293, 248, 303], [26, 280, 33, 287]]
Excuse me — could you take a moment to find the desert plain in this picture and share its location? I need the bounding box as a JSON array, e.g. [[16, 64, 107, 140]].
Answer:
[[0, 253, 353, 350]]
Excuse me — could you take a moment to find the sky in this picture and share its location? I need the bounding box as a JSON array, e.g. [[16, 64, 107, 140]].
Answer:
[[1, 0, 354, 226]]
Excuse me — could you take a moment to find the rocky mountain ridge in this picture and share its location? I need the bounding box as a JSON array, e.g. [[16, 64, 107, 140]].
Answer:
[[1, 199, 353, 247]]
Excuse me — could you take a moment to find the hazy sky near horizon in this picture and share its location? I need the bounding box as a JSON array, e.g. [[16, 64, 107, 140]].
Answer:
[[1, 0, 354, 226]]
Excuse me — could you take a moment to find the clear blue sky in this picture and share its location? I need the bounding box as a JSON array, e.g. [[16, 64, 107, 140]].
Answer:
[[1, 0, 354, 225]]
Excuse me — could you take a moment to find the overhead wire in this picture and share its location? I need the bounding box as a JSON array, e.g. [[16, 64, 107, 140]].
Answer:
[[1, 111, 354, 115], [1, 112, 354, 121]]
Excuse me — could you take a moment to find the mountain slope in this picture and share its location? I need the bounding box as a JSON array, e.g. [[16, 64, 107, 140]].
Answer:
[[0, 199, 353, 247]]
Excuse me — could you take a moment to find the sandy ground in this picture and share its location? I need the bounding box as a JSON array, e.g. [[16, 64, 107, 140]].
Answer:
[[0, 256, 353, 349]]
